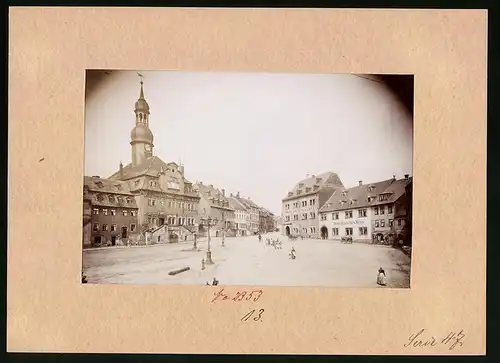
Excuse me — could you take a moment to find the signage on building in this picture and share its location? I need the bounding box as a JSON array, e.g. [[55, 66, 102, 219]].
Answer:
[[331, 220, 366, 226]]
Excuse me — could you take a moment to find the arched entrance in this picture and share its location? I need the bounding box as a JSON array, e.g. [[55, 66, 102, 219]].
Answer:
[[320, 226, 328, 239], [285, 226, 291, 236], [376, 233, 384, 242]]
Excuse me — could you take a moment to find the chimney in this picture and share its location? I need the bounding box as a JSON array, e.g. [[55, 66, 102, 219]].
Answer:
[[404, 174, 409, 180], [237, 191, 240, 197], [119, 161, 124, 180], [200, 181, 203, 185], [221, 188, 225, 197], [179, 164, 185, 175], [209, 184, 213, 188], [392, 175, 396, 179], [359, 180, 362, 186], [92, 176, 100, 179], [230, 193, 233, 197]]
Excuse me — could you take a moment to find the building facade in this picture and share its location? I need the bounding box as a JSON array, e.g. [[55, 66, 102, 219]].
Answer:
[[281, 172, 345, 238], [83, 176, 139, 248], [228, 194, 250, 236], [234, 193, 260, 235], [107, 80, 201, 242], [194, 183, 236, 237], [318, 175, 412, 244]]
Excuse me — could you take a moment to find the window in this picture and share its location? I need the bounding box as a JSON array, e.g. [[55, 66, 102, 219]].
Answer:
[[93, 223, 99, 231], [345, 211, 353, 219], [102, 224, 108, 231], [111, 224, 116, 232], [131, 210, 136, 217], [93, 208, 99, 215], [358, 209, 367, 217], [103, 209, 108, 216], [320, 214, 327, 221], [310, 227, 315, 233], [388, 206, 393, 214], [359, 227, 367, 235], [302, 213, 308, 220], [389, 219, 393, 227], [310, 212, 316, 219], [108, 195, 115, 203], [375, 220, 379, 227], [346, 228, 353, 236], [380, 220, 385, 227], [95, 181, 104, 188], [398, 220, 402, 226], [148, 198, 156, 206], [380, 206, 385, 215], [286, 216, 290, 222], [116, 184, 122, 190], [374, 207, 379, 215], [294, 215, 299, 221], [332, 212, 339, 220], [111, 210, 116, 216], [123, 210, 128, 216], [332, 228, 339, 236], [126, 198, 132, 204]]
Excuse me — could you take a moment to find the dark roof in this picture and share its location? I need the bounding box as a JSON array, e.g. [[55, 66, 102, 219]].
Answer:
[[195, 183, 234, 211], [319, 178, 402, 213], [84, 176, 138, 208], [282, 171, 344, 201], [235, 196, 259, 210], [227, 196, 247, 211], [109, 156, 186, 181], [369, 177, 412, 208]]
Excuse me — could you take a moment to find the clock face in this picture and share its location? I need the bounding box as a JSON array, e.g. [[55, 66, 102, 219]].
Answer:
[[144, 144, 152, 152]]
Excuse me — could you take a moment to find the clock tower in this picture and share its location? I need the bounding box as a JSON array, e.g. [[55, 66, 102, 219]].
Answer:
[[130, 77, 154, 165]]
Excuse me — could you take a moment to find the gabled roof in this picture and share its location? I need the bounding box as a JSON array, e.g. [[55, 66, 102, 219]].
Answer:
[[370, 177, 412, 208], [83, 176, 138, 208], [84, 176, 134, 195], [194, 183, 234, 211], [319, 178, 397, 213], [227, 196, 248, 211], [282, 171, 344, 201], [108, 156, 187, 181], [236, 196, 259, 209]]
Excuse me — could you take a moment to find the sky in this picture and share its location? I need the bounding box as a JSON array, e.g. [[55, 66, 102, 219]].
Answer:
[[85, 71, 413, 215]]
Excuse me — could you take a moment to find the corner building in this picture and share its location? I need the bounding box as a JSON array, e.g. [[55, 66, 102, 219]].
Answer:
[[281, 172, 344, 239]]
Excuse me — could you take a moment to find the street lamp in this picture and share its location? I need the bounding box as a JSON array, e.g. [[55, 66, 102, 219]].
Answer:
[[221, 211, 226, 247], [199, 216, 218, 264]]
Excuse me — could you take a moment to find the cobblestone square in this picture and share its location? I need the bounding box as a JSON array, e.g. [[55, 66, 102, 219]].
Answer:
[[83, 232, 411, 288]]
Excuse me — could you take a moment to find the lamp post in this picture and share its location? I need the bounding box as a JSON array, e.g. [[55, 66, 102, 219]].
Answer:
[[199, 216, 218, 264], [221, 210, 226, 247]]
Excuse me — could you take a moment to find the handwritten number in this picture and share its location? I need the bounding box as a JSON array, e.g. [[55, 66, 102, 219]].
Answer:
[[238, 292, 247, 301], [241, 309, 255, 321], [252, 290, 263, 302], [253, 309, 264, 321]]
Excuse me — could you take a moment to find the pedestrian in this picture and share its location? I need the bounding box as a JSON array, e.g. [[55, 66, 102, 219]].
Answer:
[[377, 267, 387, 286], [290, 247, 296, 259], [212, 277, 219, 286]]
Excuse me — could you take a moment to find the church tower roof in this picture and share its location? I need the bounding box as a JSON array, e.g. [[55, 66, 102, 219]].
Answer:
[[134, 79, 150, 114]]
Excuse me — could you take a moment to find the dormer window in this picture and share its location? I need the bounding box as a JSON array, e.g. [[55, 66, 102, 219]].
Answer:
[[108, 195, 115, 203], [341, 191, 348, 196], [316, 177, 322, 183], [299, 183, 304, 188], [296, 190, 302, 195], [95, 181, 103, 188], [379, 193, 392, 202], [288, 192, 293, 197], [115, 184, 122, 191]]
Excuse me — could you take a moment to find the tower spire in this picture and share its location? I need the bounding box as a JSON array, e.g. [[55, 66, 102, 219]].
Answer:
[[138, 72, 145, 99]]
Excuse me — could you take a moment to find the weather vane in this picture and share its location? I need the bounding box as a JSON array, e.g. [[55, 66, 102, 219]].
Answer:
[[137, 72, 144, 84]]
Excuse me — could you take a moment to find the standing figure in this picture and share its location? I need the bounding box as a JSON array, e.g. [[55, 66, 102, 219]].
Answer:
[[377, 267, 387, 286], [290, 247, 296, 259]]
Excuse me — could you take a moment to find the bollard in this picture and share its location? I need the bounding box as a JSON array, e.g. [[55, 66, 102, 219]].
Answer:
[[201, 258, 205, 270]]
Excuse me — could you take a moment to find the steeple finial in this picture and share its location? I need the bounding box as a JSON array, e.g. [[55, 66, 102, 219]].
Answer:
[[137, 72, 145, 99]]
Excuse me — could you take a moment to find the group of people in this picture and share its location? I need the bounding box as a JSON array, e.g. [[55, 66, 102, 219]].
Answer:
[[265, 237, 283, 250], [206, 277, 219, 286]]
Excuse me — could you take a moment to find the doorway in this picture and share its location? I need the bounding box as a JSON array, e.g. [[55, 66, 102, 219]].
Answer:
[[320, 226, 328, 239], [94, 236, 102, 245], [111, 236, 116, 246], [285, 226, 291, 236], [159, 217, 165, 226], [121, 226, 128, 239]]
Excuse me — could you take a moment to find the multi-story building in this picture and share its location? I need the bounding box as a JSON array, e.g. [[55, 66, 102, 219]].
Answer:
[[281, 172, 344, 238], [107, 79, 201, 242], [258, 208, 275, 233], [234, 192, 260, 235], [318, 175, 412, 244], [228, 194, 250, 236], [83, 176, 139, 248], [194, 183, 236, 237]]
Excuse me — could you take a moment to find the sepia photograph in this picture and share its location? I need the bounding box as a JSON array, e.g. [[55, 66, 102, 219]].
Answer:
[[82, 70, 413, 288]]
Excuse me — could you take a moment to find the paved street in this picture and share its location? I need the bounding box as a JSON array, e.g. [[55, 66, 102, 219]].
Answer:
[[82, 232, 411, 288]]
